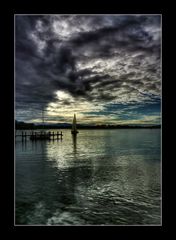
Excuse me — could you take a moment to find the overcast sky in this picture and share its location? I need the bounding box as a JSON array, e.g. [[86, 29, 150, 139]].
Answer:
[[15, 15, 161, 125]]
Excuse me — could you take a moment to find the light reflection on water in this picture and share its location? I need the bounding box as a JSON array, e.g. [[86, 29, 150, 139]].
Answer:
[[15, 129, 161, 225]]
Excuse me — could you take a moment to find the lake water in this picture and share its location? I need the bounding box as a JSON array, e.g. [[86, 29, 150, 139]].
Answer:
[[15, 129, 161, 225]]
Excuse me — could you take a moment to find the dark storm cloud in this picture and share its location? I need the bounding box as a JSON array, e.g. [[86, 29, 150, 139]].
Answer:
[[15, 15, 161, 122], [69, 15, 160, 59]]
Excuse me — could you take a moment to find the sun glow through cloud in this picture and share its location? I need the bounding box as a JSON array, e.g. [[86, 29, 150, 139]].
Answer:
[[15, 15, 161, 126]]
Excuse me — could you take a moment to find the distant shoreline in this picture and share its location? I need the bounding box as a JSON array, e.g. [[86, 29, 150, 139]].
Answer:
[[15, 125, 161, 130]]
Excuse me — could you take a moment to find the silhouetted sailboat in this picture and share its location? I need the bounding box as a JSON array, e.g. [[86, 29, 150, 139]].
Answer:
[[71, 114, 79, 134]]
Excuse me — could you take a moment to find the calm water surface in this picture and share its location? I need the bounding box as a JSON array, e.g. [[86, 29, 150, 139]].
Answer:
[[15, 129, 161, 225]]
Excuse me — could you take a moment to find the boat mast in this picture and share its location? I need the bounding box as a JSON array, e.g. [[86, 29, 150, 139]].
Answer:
[[42, 107, 44, 131], [72, 114, 77, 131], [72, 114, 75, 131]]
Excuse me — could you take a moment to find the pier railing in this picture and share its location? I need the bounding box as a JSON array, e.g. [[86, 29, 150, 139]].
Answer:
[[15, 131, 63, 141]]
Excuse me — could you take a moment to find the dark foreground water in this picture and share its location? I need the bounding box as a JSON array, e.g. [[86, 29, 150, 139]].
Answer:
[[15, 129, 161, 225]]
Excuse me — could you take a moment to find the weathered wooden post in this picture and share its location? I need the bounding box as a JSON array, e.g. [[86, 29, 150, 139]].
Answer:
[[53, 132, 54, 140], [61, 131, 63, 140], [31, 131, 33, 141], [22, 131, 24, 141]]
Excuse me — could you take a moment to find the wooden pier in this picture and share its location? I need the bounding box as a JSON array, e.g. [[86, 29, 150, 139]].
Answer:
[[15, 131, 63, 141]]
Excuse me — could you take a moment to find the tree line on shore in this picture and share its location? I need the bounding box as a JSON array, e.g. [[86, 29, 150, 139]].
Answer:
[[15, 121, 161, 130]]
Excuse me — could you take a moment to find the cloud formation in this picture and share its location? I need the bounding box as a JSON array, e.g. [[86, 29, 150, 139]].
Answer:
[[15, 15, 161, 125]]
